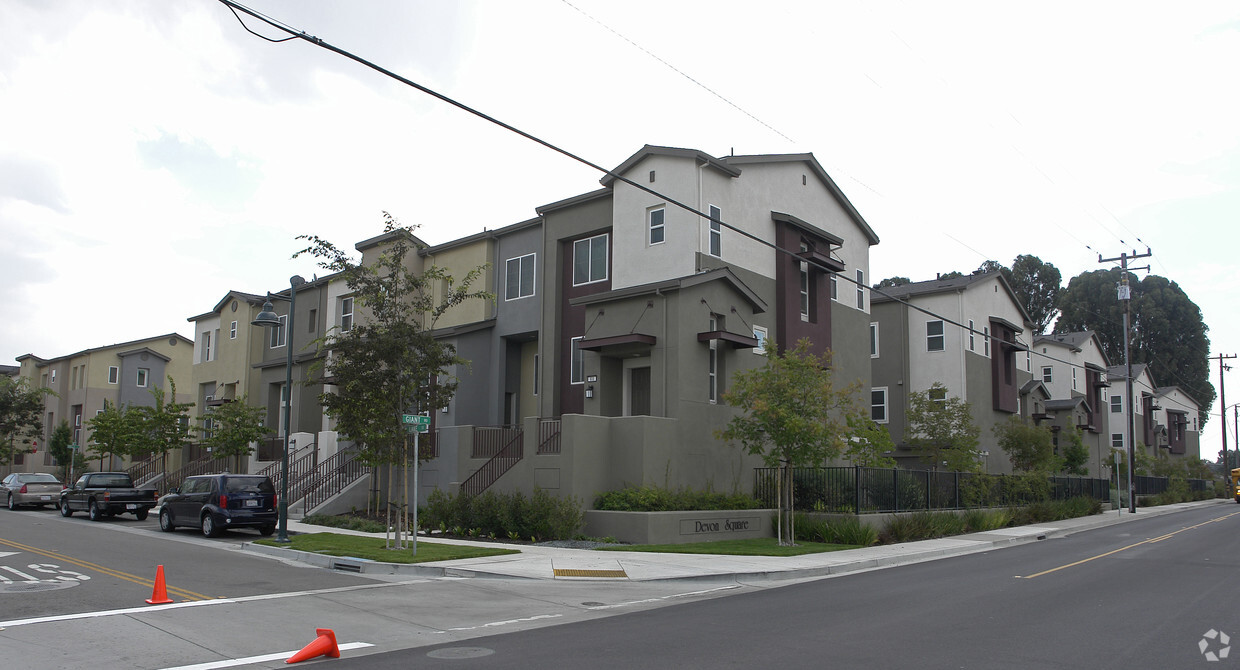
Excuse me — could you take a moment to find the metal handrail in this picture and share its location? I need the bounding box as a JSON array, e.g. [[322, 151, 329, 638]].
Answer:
[[460, 428, 523, 497], [300, 450, 367, 514], [126, 455, 161, 486], [471, 425, 521, 459], [537, 419, 561, 454]]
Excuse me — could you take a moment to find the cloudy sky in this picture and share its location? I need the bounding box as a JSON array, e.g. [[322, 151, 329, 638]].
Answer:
[[3, 1, 1238, 452]]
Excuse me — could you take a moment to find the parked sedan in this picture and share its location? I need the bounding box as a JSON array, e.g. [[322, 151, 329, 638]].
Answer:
[[2, 473, 65, 510], [159, 474, 277, 537]]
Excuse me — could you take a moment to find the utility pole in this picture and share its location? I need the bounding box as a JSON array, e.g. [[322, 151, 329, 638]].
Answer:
[[1099, 247, 1150, 514], [1211, 353, 1236, 475]]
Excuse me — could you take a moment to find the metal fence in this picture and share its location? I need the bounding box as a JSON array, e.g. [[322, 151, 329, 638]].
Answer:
[[753, 466, 1112, 514], [1132, 474, 1213, 496]]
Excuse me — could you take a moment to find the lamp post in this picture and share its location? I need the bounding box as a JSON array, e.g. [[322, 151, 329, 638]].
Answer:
[[252, 275, 305, 543]]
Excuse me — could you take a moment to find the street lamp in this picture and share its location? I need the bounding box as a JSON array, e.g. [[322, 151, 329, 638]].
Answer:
[[252, 275, 305, 543]]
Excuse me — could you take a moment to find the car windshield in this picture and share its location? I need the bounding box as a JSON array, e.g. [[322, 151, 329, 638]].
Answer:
[[225, 477, 274, 494], [21, 474, 60, 483]]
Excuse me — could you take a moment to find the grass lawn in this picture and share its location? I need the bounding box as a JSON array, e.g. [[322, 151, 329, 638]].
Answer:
[[255, 532, 521, 564], [600, 537, 864, 556]]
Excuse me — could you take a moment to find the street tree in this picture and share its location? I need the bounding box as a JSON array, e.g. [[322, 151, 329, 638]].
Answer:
[[86, 400, 134, 470], [1056, 269, 1214, 426], [128, 378, 195, 482], [0, 376, 53, 468], [717, 339, 869, 545], [844, 415, 896, 468], [905, 383, 981, 472], [199, 395, 270, 473], [49, 420, 74, 482], [296, 215, 489, 551], [1058, 426, 1090, 476], [994, 416, 1055, 473]]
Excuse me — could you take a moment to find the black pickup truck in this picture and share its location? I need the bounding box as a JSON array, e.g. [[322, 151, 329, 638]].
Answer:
[[59, 472, 158, 521]]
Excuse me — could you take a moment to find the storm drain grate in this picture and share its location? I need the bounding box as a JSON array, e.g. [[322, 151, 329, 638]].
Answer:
[[332, 561, 363, 573], [553, 568, 627, 578]]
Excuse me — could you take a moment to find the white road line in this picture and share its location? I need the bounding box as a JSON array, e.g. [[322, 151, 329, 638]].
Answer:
[[0, 551, 21, 558], [0, 565, 38, 580], [157, 642, 374, 670], [585, 584, 742, 610], [0, 579, 431, 628], [441, 613, 563, 632]]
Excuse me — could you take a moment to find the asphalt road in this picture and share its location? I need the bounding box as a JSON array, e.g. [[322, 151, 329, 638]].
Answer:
[[340, 504, 1240, 670]]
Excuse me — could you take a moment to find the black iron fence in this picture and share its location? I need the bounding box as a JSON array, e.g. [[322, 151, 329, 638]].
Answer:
[[1132, 474, 1213, 496], [754, 466, 1112, 514]]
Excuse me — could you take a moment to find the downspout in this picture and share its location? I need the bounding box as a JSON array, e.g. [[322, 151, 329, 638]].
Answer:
[[958, 289, 967, 402], [658, 288, 667, 417], [696, 161, 705, 271]]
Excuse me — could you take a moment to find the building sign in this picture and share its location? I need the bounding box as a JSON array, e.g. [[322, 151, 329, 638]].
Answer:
[[679, 515, 761, 536]]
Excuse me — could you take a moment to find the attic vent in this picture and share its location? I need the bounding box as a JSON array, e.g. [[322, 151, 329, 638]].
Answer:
[[802, 174, 807, 185], [649, 170, 656, 183]]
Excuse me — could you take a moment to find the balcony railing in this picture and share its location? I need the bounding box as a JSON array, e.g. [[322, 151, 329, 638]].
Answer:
[[537, 419, 561, 454]]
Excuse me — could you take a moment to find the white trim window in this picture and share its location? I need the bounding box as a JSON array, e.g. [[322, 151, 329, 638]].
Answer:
[[202, 331, 213, 363], [983, 327, 990, 357], [830, 274, 838, 301], [505, 253, 536, 300], [136, 368, 149, 388], [855, 270, 865, 309], [871, 387, 888, 423], [1042, 366, 1053, 384], [340, 297, 354, 333], [799, 244, 810, 322], [968, 320, 975, 351], [270, 315, 287, 348], [1072, 367, 1078, 391], [870, 323, 879, 358], [570, 336, 584, 384], [1112, 433, 1124, 448], [230, 321, 238, 339], [108, 366, 118, 384], [708, 205, 721, 257], [1111, 394, 1123, 413], [752, 325, 768, 355], [708, 317, 719, 404], [648, 207, 665, 245], [573, 234, 609, 286], [927, 320, 945, 351]]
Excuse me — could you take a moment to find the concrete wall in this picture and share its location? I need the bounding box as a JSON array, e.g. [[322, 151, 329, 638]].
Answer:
[[583, 509, 775, 545]]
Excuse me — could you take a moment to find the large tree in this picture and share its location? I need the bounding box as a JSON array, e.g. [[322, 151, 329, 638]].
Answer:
[[296, 214, 489, 551], [1056, 269, 1214, 426], [0, 376, 53, 468], [717, 339, 870, 545], [975, 256, 1063, 334], [905, 383, 982, 472]]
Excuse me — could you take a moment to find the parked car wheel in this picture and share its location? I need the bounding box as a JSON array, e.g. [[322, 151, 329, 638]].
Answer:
[[88, 500, 103, 521], [6, 494, 15, 511], [159, 509, 176, 532], [134, 509, 149, 521], [201, 514, 221, 538], [60, 499, 73, 517], [258, 525, 275, 537]]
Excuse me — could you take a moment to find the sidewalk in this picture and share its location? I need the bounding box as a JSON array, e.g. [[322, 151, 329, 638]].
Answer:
[[243, 498, 1231, 583]]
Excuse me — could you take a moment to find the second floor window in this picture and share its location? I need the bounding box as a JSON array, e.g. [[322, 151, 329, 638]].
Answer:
[[708, 205, 721, 257], [573, 234, 608, 286], [856, 269, 865, 309], [505, 253, 536, 300], [870, 323, 879, 358], [136, 368, 149, 388], [570, 337, 584, 384], [1111, 395, 1122, 413], [230, 321, 238, 339], [927, 320, 945, 351], [340, 297, 354, 332], [270, 315, 287, 348], [648, 207, 665, 245], [871, 388, 888, 423], [1042, 366, 1053, 383], [108, 366, 118, 384], [202, 331, 213, 363]]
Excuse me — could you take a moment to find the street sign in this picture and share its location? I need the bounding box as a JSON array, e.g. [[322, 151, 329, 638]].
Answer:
[[404, 423, 429, 434], [401, 414, 431, 426]]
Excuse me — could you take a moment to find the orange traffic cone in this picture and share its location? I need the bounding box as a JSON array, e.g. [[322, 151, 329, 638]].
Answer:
[[286, 628, 340, 664], [145, 565, 173, 604]]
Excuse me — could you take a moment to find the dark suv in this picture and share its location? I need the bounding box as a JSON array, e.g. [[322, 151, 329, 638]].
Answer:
[[158, 474, 277, 537]]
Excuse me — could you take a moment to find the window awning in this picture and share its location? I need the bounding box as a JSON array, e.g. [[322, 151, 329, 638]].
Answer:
[[577, 333, 657, 357], [697, 330, 760, 349]]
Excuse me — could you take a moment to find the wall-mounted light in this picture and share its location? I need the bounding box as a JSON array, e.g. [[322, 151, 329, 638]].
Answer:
[[585, 385, 595, 399]]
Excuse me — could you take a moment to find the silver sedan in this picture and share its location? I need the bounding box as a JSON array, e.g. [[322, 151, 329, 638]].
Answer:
[[1, 472, 65, 509]]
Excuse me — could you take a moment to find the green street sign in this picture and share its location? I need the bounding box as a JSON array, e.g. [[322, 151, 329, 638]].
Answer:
[[69, 444, 80, 450], [402, 414, 431, 426], [404, 423, 430, 434]]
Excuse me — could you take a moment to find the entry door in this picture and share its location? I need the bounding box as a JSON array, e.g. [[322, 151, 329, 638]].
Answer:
[[629, 367, 651, 416]]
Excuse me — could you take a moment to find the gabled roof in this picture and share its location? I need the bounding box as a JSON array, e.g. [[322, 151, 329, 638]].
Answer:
[[1034, 330, 1112, 368], [570, 266, 768, 314], [1155, 386, 1201, 408], [600, 145, 741, 187], [16, 333, 192, 366], [1108, 363, 1150, 383], [117, 347, 171, 363], [871, 271, 1034, 329], [1045, 397, 1088, 412], [1021, 379, 1051, 399], [188, 290, 268, 323]]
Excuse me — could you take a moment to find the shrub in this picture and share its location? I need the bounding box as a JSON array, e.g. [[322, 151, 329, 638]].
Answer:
[[791, 513, 830, 543], [421, 487, 584, 541], [882, 511, 964, 543], [302, 513, 388, 533], [828, 516, 878, 546], [595, 485, 761, 512], [962, 508, 1012, 532]]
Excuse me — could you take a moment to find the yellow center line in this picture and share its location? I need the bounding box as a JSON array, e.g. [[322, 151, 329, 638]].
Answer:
[[1018, 511, 1240, 579], [0, 537, 213, 601]]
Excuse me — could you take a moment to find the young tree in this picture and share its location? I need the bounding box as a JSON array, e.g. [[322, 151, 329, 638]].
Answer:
[[994, 416, 1055, 473], [1058, 426, 1090, 476], [128, 378, 195, 482], [0, 376, 53, 469], [296, 214, 489, 551], [905, 383, 981, 472], [86, 400, 134, 471], [49, 420, 74, 482], [717, 339, 868, 545], [200, 395, 270, 473], [844, 415, 897, 468]]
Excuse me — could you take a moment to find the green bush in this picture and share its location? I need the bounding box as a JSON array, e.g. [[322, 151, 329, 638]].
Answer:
[[962, 508, 1012, 532], [420, 487, 583, 541], [828, 516, 878, 547], [790, 513, 831, 543], [882, 511, 965, 543], [302, 513, 388, 533], [594, 485, 761, 512]]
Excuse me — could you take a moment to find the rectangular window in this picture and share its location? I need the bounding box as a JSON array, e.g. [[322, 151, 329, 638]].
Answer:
[[108, 366, 118, 384], [983, 327, 990, 357], [308, 309, 317, 333], [269, 314, 287, 348], [648, 207, 665, 245], [505, 253, 536, 300], [927, 320, 945, 351], [202, 331, 213, 363], [573, 234, 609, 286], [708, 317, 719, 404], [1112, 433, 1124, 448], [136, 368, 149, 388], [871, 388, 888, 423], [340, 297, 354, 332], [708, 205, 721, 257], [930, 387, 947, 404], [1072, 367, 1078, 391], [533, 354, 539, 395], [1111, 395, 1122, 413], [50, 370, 56, 384], [230, 321, 238, 339], [752, 326, 768, 355], [570, 337, 584, 384], [856, 269, 865, 309], [1042, 366, 1053, 383], [799, 243, 810, 322], [1026, 352, 1032, 372], [968, 320, 975, 351], [870, 323, 879, 358]]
